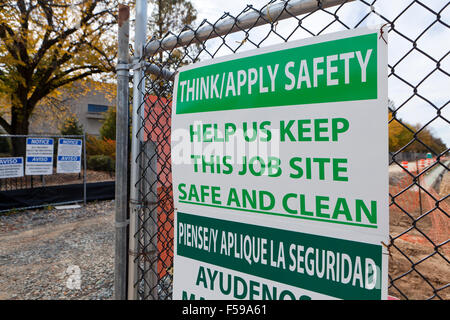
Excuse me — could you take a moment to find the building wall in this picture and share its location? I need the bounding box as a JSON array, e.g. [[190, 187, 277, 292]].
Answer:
[[30, 81, 115, 136]]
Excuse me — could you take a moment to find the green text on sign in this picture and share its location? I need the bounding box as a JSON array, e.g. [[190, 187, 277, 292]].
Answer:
[[176, 33, 377, 114], [177, 212, 382, 300]]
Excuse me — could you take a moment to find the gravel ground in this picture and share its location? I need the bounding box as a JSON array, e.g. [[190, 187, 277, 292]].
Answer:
[[0, 201, 115, 300]]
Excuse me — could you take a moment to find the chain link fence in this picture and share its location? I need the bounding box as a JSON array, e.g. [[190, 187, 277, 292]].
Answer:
[[0, 134, 88, 212], [0, 133, 115, 213], [128, 0, 449, 299]]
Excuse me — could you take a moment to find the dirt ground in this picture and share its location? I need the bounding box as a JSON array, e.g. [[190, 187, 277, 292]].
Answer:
[[388, 170, 450, 300], [439, 170, 450, 198]]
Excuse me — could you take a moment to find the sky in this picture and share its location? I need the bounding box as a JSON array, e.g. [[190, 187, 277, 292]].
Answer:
[[15, 1, 445, 148], [149, 0, 450, 147]]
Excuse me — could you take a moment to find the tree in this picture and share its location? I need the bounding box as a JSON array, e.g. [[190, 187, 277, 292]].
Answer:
[[0, 0, 122, 155], [146, 0, 198, 97], [389, 112, 413, 152], [148, 0, 197, 48], [406, 124, 447, 154], [100, 106, 116, 140], [389, 112, 447, 154], [60, 115, 83, 136]]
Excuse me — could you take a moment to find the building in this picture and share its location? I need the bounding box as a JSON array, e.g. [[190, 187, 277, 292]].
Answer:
[[30, 80, 116, 136]]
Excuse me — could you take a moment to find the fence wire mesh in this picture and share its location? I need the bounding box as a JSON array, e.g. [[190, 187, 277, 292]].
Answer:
[[131, 0, 449, 300], [0, 134, 91, 213]]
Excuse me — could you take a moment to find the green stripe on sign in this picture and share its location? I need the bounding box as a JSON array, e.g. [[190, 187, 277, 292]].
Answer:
[[177, 211, 382, 300], [179, 200, 378, 229], [176, 33, 378, 114]]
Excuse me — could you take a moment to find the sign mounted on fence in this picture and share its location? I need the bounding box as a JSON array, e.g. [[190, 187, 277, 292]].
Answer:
[[57, 138, 82, 174], [171, 27, 388, 300], [0, 157, 24, 179], [25, 138, 54, 175]]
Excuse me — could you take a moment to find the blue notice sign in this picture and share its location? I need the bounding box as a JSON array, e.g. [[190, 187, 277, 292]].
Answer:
[[0, 157, 24, 178], [27, 156, 53, 162], [26, 138, 54, 145], [59, 139, 82, 146]]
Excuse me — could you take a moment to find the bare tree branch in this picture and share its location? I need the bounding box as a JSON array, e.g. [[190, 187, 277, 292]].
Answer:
[[0, 115, 11, 133]]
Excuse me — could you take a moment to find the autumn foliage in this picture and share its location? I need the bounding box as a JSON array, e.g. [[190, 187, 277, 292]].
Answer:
[[86, 135, 116, 159], [0, 0, 120, 155], [389, 112, 447, 154]]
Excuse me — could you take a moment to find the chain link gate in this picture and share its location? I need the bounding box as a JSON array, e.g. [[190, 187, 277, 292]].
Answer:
[[124, 0, 449, 300]]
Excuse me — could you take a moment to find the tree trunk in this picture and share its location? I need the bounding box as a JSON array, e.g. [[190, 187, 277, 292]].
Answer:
[[10, 105, 30, 157], [11, 137, 27, 157]]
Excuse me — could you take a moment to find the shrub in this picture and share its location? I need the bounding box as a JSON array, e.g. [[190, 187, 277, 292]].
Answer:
[[100, 107, 116, 140], [86, 135, 116, 159], [87, 155, 115, 172]]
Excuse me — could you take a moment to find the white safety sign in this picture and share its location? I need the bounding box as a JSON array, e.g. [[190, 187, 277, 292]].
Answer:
[[25, 138, 54, 175], [56, 138, 82, 174], [171, 27, 389, 300]]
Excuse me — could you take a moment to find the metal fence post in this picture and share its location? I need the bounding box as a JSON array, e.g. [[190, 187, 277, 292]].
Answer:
[[83, 129, 87, 206], [128, 0, 147, 300], [114, 3, 131, 300]]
